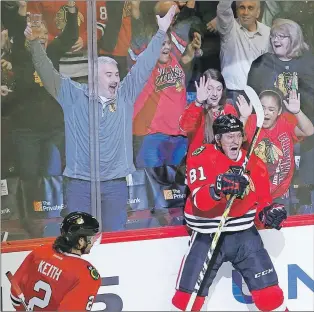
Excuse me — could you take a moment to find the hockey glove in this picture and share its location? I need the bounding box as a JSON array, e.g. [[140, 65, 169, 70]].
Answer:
[[214, 173, 249, 198], [259, 203, 287, 230]]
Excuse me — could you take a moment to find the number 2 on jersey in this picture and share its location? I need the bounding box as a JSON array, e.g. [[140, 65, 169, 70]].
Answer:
[[28, 281, 52, 310], [86, 295, 95, 311], [189, 167, 207, 184]]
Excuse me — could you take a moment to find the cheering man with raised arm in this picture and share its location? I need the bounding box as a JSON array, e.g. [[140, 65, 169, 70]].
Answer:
[[24, 5, 178, 232], [216, 1, 270, 109]]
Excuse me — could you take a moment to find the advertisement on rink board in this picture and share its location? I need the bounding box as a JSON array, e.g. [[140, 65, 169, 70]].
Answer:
[[1, 226, 313, 311]]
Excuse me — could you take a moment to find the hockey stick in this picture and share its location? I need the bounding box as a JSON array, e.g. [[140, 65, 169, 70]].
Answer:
[[185, 86, 264, 311], [6, 271, 31, 311]]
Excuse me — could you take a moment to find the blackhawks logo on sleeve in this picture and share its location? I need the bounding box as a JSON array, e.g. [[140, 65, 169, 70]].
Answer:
[[192, 146, 206, 156], [87, 265, 100, 280]]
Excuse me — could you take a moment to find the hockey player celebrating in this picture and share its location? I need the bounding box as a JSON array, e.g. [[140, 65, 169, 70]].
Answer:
[[172, 114, 288, 311], [9, 212, 101, 311]]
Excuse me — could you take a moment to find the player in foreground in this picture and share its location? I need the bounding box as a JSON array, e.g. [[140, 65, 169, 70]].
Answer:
[[172, 114, 288, 311], [9, 212, 102, 311]]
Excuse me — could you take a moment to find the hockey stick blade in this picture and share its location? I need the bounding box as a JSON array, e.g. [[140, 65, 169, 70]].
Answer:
[[185, 87, 264, 311], [6, 271, 30, 311], [244, 85, 264, 128]]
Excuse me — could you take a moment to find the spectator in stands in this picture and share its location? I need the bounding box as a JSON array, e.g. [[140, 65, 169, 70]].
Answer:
[[99, 1, 137, 79], [248, 19, 314, 121], [27, 1, 86, 50], [216, 0, 270, 110], [1, 0, 78, 179], [129, 1, 202, 73], [262, 1, 314, 52], [27, 0, 84, 79], [27, 1, 109, 80], [25, 5, 177, 232], [172, 0, 204, 90], [132, 30, 201, 168], [179, 69, 251, 152], [1, 19, 15, 183], [244, 88, 314, 212], [247, 18, 314, 208]]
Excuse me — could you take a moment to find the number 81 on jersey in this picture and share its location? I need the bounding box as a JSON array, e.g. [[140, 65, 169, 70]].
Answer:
[[189, 167, 207, 184]]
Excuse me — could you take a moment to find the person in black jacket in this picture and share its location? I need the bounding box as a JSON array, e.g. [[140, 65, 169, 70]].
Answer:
[[1, 0, 78, 179], [247, 18, 314, 137], [248, 18, 314, 210]]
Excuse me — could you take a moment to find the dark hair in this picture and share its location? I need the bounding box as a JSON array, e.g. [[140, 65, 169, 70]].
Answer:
[[259, 87, 284, 110], [202, 69, 227, 144], [53, 235, 75, 253]]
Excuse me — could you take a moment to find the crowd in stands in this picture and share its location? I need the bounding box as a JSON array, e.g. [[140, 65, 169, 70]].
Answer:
[[1, 0, 314, 240]]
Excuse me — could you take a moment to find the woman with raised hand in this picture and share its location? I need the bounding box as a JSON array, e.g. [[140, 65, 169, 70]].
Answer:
[[180, 68, 252, 152]]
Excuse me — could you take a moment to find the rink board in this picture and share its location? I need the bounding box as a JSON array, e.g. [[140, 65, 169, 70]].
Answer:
[[1, 217, 314, 311]]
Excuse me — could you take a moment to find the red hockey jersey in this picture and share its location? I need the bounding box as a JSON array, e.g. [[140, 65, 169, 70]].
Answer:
[[27, 1, 107, 47], [10, 244, 100, 311], [185, 144, 272, 233]]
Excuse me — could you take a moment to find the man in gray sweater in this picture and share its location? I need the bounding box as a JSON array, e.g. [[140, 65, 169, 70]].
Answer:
[[24, 5, 178, 232]]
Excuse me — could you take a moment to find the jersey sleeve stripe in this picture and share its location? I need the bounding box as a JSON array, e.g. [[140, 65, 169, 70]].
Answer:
[[191, 187, 201, 208], [184, 209, 256, 233], [191, 187, 201, 197], [10, 294, 22, 307], [96, 22, 106, 36]]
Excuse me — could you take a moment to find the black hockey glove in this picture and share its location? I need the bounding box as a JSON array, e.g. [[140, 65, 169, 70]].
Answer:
[[259, 203, 287, 230], [214, 173, 249, 198]]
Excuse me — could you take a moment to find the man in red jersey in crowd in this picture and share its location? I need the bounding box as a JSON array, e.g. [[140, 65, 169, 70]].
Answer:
[[10, 212, 101, 311], [171, 114, 288, 311]]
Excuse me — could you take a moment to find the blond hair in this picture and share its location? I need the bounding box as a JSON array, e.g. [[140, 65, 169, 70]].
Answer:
[[271, 18, 309, 58]]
